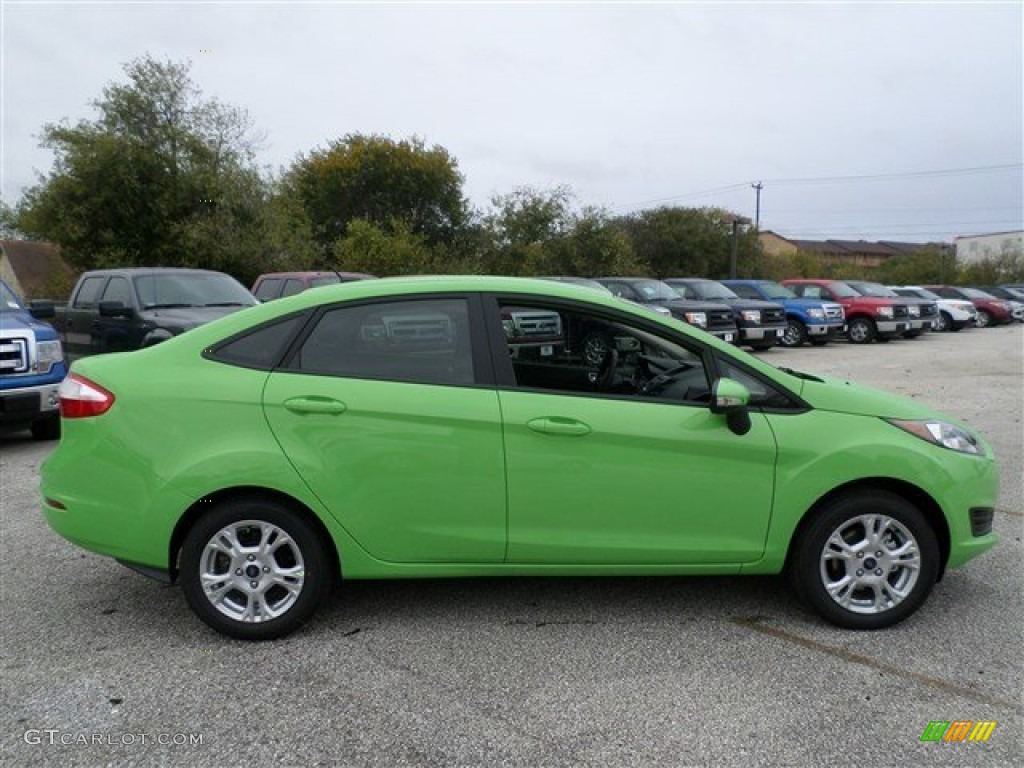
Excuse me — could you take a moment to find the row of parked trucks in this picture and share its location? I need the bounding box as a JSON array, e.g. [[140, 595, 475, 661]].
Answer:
[[3, 269, 1021, 440]]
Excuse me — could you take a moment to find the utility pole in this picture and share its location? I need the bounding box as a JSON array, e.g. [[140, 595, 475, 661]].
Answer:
[[751, 182, 763, 230]]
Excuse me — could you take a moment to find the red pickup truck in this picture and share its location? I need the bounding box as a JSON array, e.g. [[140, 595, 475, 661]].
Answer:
[[782, 279, 911, 344]]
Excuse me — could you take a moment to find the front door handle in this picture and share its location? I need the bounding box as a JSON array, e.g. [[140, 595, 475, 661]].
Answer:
[[527, 417, 591, 437], [283, 396, 348, 415]]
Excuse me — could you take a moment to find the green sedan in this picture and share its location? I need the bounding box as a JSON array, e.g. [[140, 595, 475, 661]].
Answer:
[[41, 276, 1000, 639]]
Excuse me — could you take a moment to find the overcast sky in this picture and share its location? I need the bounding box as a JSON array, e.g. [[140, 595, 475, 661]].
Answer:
[[3, 1, 1022, 243]]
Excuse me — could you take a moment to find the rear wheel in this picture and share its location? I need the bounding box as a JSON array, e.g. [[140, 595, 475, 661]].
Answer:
[[847, 317, 876, 344], [789, 490, 939, 629], [780, 318, 807, 348], [180, 498, 332, 640]]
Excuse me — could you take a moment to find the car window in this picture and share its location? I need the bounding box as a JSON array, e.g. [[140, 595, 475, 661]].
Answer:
[[602, 282, 635, 300], [100, 277, 132, 307], [210, 315, 306, 369], [281, 279, 306, 297], [254, 278, 283, 301], [290, 298, 475, 386], [73, 276, 107, 308], [715, 354, 795, 409], [496, 302, 711, 404], [730, 284, 760, 300], [309, 276, 342, 288]]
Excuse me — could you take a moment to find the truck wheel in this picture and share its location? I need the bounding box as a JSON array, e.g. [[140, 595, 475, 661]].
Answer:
[[179, 497, 332, 640], [788, 490, 939, 629], [975, 310, 992, 328], [934, 312, 951, 332], [846, 317, 876, 344], [780, 319, 807, 348], [30, 416, 61, 440]]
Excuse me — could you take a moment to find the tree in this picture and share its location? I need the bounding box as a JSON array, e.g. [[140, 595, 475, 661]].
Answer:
[[13, 56, 276, 282], [481, 186, 574, 275], [284, 134, 469, 255], [614, 206, 759, 279]]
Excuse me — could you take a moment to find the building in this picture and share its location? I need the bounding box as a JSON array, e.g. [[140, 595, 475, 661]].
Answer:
[[759, 232, 941, 270], [955, 231, 1023, 265]]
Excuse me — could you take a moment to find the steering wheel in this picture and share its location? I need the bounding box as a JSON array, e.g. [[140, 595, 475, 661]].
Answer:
[[595, 348, 619, 391]]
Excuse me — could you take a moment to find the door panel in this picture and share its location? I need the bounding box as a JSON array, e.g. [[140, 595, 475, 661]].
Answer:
[[500, 391, 777, 564]]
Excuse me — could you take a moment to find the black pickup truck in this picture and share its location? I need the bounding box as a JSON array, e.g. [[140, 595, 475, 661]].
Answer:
[[595, 277, 739, 343], [44, 268, 258, 360]]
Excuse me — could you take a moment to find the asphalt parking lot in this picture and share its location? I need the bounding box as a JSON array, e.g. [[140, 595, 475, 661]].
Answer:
[[2, 325, 1021, 767]]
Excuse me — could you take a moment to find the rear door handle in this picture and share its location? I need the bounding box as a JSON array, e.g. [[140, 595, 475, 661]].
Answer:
[[527, 417, 591, 437], [283, 396, 348, 415]]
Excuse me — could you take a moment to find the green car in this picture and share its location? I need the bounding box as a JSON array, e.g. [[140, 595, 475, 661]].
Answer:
[[41, 276, 999, 639]]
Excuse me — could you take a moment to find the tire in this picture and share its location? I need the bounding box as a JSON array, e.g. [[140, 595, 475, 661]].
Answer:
[[975, 310, 992, 328], [780, 318, 807, 348], [934, 312, 951, 332], [179, 498, 332, 640], [788, 490, 940, 629], [847, 317, 876, 344], [580, 332, 611, 367], [30, 416, 61, 440]]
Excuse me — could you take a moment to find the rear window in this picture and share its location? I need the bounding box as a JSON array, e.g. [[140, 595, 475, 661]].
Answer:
[[208, 315, 306, 369]]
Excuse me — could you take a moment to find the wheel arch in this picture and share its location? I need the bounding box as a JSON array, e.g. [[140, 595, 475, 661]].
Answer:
[[168, 486, 342, 584], [783, 477, 950, 579]]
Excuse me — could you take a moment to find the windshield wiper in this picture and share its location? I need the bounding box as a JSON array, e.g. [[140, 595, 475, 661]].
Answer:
[[778, 366, 825, 383]]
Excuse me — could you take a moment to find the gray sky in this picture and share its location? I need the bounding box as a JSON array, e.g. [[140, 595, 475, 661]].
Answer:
[[3, 1, 1022, 243]]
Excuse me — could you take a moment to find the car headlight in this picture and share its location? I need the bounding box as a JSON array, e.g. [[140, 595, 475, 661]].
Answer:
[[36, 340, 64, 374], [908, 305, 920, 317], [806, 308, 824, 319], [683, 312, 707, 328], [877, 306, 894, 319], [887, 419, 983, 456], [740, 310, 761, 324]]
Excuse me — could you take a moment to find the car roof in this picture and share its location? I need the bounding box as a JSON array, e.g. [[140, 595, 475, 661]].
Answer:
[[257, 271, 375, 280]]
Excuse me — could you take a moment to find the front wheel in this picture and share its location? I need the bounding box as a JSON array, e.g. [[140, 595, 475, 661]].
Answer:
[[180, 498, 332, 640], [788, 491, 939, 629], [975, 310, 992, 328], [780, 319, 807, 348], [847, 317, 876, 344], [935, 311, 951, 332]]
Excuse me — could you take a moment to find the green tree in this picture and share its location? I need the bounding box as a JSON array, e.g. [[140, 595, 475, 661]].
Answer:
[[284, 134, 468, 255], [481, 186, 574, 275], [874, 246, 952, 285], [13, 57, 276, 282]]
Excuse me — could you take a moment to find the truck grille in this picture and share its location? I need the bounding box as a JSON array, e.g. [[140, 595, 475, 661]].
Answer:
[[762, 307, 785, 325], [707, 309, 734, 329], [919, 302, 938, 318], [0, 337, 29, 375], [824, 304, 844, 320], [510, 312, 562, 337], [893, 305, 909, 319]]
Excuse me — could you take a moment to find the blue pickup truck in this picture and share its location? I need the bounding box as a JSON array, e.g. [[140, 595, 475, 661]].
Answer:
[[0, 278, 67, 439], [722, 279, 845, 348]]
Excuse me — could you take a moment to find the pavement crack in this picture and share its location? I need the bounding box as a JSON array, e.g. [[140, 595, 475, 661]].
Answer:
[[730, 616, 1023, 713]]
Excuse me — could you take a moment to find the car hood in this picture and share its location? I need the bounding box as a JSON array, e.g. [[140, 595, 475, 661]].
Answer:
[[0, 309, 59, 339], [651, 298, 732, 312], [797, 374, 938, 420], [139, 305, 252, 330]]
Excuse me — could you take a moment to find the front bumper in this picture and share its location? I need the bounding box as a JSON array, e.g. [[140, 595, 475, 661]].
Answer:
[[740, 325, 787, 342], [0, 382, 61, 424], [806, 323, 842, 337], [876, 320, 911, 334]]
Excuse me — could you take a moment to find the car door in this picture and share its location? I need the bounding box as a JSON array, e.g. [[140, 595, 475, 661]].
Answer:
[[486, 297, 779, 565], [92, 276, 145, 353], [262, 295, 507, 563]]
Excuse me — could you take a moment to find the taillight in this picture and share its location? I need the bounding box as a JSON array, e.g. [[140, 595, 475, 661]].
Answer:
[[59, 374, 115, 418]]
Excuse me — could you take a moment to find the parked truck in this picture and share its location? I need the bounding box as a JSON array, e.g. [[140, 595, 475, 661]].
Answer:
[[663, 278, 788, 351], [0, 278, 66, 439], [722, 279, 845, 348], [46, 268, 258, 360], [782, 279, 911, 344]]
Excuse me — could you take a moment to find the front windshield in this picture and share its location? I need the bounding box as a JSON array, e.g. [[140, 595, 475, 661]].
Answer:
[[1, 281, 24, 311], [632, 280, 681, 301], [688, 281, 739, 300], [848, 281, 898, 298], [759, 282, 796, 300], [828, 282, 860, 298], [134, 273, 258, 309], [961, 287, 997, 300], [309, 276, 342, 288], [909, 288, 940, 300]]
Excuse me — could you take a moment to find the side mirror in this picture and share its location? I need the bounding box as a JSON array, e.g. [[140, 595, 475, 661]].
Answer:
[[28, 300, 56, 319], [710, 377, 752, 436], [98, 300, 133, 318]]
